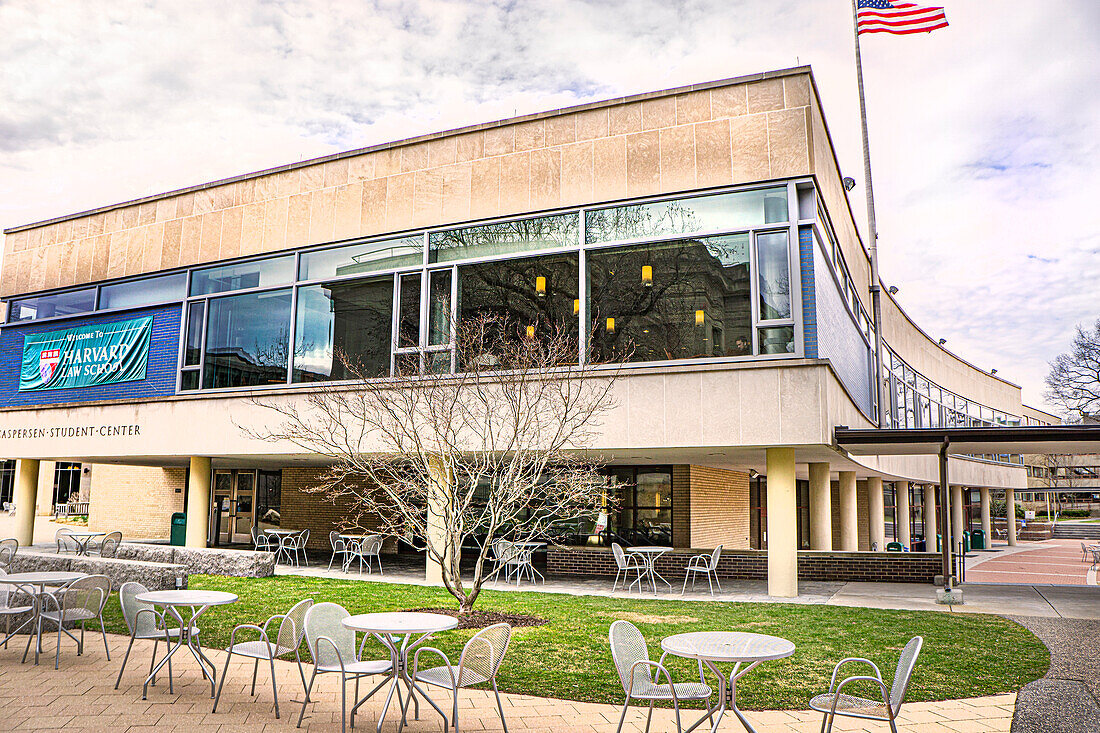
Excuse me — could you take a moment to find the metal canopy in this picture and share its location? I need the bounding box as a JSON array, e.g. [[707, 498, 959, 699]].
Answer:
[[835, 425, 1100, 456]]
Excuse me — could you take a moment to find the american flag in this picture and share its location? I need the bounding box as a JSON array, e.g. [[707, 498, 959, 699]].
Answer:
[[857, 0, 949, 35]]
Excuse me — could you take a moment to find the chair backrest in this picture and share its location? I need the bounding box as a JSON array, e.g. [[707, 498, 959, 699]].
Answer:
[[0, 538, 17, 567], [493, 539, 512, 559], [61, 575, 112, 615], [304, 602, 355, 668], [609, 620, 651, 693], [298, 529, 310, 547], [252, 525, 263, 544], [329, 530, 341, 550], [363, 535, 383, 555], [56, 527, 73, 539], [709, 545, 723, 570], [100, 531, 122, 557], [460, 623, 512, 682], [0, 567, 10, 608], [612, 543, 628, 569], [119, 581, 157, 636], [276, 597, 314, 651], [889, 636, 924, 712]]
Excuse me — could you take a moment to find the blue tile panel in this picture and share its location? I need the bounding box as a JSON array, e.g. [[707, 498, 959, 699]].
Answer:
[[0, 305, 181, 407], [812, 244, 873, 417], [798, 226, 817, 359]]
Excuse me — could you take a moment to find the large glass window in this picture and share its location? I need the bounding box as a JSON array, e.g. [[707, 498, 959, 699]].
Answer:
[[8, 288, 96, 322], [0, 460, 14, 506], [596, 466, 673, 546], [588, 235, 751, 363], [99, 273, 187, 310], [299, 236, 422, 281], [190, 256, 294, 296], [293, 277, 394, 382], [756, 231, 791, 320], [430, 213, 578, 263], [52, 462, 81, 507], [585, 187, 788, 244], [203, 289, 292, 388]]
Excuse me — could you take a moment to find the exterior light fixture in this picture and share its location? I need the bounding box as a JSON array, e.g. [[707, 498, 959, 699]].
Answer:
[[573, 298, 580, 315], [842, 177, 856, 191], [641, 265, 653, 287], [526, 325, 535, 339], [749, 469, 760, 479], [991, 368, 998, 375], [888, 285, 899, 295], [606, 317, 615, 334], [535, 276, 546, 297], [938, 338, 946, 345], [695, 310, 705, 326]]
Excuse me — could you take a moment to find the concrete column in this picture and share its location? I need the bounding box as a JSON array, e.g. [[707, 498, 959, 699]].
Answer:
[[897, 481, 911, 549], [1006, 487, 1017, 546], [184, 457, 211, 548], [867, 477, 886, 551], [951, 485, 965, 551], [980, 487, 992, 545], [425, 455, 451, 585], [766, 448, 798, 598], [924, 483, 938, 548], [838, 471, 857, 551], [13, 459, 40, 546], [808, 463, 832, 551]]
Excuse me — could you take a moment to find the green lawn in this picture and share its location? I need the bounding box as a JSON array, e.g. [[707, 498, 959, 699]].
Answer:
[[101, 575, 1048, 710]]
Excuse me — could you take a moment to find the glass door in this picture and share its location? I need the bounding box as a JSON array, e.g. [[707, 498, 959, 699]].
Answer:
[[234, 472, 255, 543], [211, 469, 258, 546], [213, 471, 233, 545]]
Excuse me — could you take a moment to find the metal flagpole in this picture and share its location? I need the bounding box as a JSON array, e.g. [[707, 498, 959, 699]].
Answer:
[[851, 0, 889, 428]]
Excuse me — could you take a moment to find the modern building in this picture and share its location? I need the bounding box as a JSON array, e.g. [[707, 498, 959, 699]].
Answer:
[[0, 66, 1033, 596]]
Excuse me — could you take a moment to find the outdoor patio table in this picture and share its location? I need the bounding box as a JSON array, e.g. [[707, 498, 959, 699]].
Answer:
[[0, 570, 86, 665], [64, 530, 106, 556], [339, 534, 368, 572], [342, 611, 459, 733], [660, 631, 795, 733], [134, 590, 238, 700], [626, 546, 673, 594], [265, 528, 299, 565]]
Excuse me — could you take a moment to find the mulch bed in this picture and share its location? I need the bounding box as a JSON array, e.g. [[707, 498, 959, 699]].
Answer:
[[403, 607, 549, 630]]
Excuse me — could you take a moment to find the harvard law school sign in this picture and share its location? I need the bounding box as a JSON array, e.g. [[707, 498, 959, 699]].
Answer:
[[20, 316, 152, 392]]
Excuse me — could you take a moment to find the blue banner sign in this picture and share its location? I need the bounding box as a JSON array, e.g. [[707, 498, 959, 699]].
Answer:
[[19, 316, 153, 392]]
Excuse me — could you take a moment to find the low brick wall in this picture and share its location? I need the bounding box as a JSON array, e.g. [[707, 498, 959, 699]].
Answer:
[[12, 550, 188, 591], [116, 542, 275, 578], [546, 546, 941, 584]]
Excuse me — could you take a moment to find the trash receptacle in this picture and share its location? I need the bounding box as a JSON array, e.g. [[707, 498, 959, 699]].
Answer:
[[962, 530, 971, 553], [170, 512, 187, 546], [971, 528, 986, 550], [886, 541, 903, 552]]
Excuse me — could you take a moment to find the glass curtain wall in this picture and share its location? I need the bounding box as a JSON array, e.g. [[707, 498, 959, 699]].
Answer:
[[597, 466, 673, 547]]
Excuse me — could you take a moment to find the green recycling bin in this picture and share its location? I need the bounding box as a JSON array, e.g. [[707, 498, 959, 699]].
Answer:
[[971, 528, 986, 550], [170, 512, 187, 546], [962, 530, 971, 553], [886, 541, 903, 552]]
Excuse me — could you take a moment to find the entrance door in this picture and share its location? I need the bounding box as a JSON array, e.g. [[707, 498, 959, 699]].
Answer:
[[211, 470, 257, 545]]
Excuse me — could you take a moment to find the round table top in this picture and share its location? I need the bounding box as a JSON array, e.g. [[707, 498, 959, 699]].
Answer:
[[0, 571, 86, 585], [661, 632, 795, 663], [626, 546, 672, 553], [136, 590, 239, 606], [264, 528, 299, 534], [65, 530, 106, 537], [344, 611, 459, 635]]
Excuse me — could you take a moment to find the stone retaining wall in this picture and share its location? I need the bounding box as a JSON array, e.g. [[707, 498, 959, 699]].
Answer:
[[12, 550, 188, 591], [115, 542, 275, 577], [546, 546, 942, 584]]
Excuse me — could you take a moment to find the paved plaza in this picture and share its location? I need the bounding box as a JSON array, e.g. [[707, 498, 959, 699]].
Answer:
[[966, 539, 1097, 586]]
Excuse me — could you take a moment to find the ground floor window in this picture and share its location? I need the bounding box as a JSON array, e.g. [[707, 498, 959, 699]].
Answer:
[[594, 466, 673, 547], [0, 460, 14, 506], [53, 462, 81, 506], [749, 476, 809, 550], [256, 470, 282, 529]]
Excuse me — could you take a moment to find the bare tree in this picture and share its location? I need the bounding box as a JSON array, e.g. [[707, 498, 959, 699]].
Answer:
[[1045, 318, 1100, 421], [248, 313, 620, 614]]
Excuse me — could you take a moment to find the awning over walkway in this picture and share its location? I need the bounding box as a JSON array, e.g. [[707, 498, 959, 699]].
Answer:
[[835, 425, 1100, 456]]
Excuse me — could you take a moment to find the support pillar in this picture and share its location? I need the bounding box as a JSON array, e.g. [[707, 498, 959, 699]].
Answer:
[[184, 457, 211, 548], [838, 471, 857, 551], [897, 481, 911, 549], [868, 477, 886, 551], [923, 483, 938, 548], [808, 463, 832, 551], [766, 447, 797, 598], [951, 485, 965, 552], [13, 459, 40, 547], [980, 487, 991, 546], [1006, 487, 1017, 547], [425, 455, 451, 585]]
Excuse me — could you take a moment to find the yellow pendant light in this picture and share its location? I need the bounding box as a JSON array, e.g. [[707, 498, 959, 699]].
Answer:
[[536, 276, 547, 297], [695, 310, 705, 326], [606, 317, 616, 334], [641, 265, 653, 287]]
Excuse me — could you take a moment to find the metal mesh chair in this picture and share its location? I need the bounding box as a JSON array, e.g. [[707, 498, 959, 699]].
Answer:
[[681, 545, 722, 595], [39, 574, 112, 669], [328, 531, 351, 570], [253, 525, 275, 552], [213, 598, 313, 720], [99, 531, 123, 557], [490, 539, 514, 581], [0, 538, 17, 568], [55, 528, 79, 554], [810, 636, 924, 732], [359, 535, 384, 575], [612, 543, 645, 592], [114, 581, 197, 691], [0, 568, 34, 649], [285, 529, 310, 567], [412, 622, 513, 733], [296, 602, 394, 733], [609, 620, 714, 733]]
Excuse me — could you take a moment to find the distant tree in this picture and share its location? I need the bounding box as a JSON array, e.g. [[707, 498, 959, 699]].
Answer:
[[1045, 318, 1100, 421]]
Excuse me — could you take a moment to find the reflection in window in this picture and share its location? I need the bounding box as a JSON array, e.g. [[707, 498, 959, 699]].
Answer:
[[99, 273, 187, 310], [756, 231, 791, 320], [588, 235, 752, 364], [203, 289, 292, 388], [430, 213, 578, 263], [428, 270, 451, 346], [184, 301, 205, 367], [595, 466, 672, 547], [190, 256, 294, 296], [293, 278, 393, 382], [8, 289, 96, 322], [457, 252, 579, 366], [398, 274, 421, 349], [299, 236, 422, 281], [585, 187, 788, 244], [758, 326, 794, 354]]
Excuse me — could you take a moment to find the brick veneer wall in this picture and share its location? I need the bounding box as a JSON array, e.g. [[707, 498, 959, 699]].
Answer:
[[547, 546, 941, 583], [671, 465, 690, 548], [87, 464, 186, 540], [857, 480, 870, 551], [687, 466, 750, 549], [280, 467, 395, 552]]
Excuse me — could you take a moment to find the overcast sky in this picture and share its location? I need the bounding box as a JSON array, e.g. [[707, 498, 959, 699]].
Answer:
[[1, 0, 1096, 411]]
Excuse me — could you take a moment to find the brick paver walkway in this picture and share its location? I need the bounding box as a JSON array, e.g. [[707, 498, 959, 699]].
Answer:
[[966, 540, 1096, 586], [0, 632, 1015, 732]]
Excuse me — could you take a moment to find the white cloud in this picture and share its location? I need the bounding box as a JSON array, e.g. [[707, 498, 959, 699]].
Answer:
[[1, 0, 1096, 411]]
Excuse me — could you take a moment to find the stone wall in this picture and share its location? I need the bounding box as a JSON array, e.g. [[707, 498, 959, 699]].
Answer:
[[115, 542, 274, 577], [13, 550, 188, 591]]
